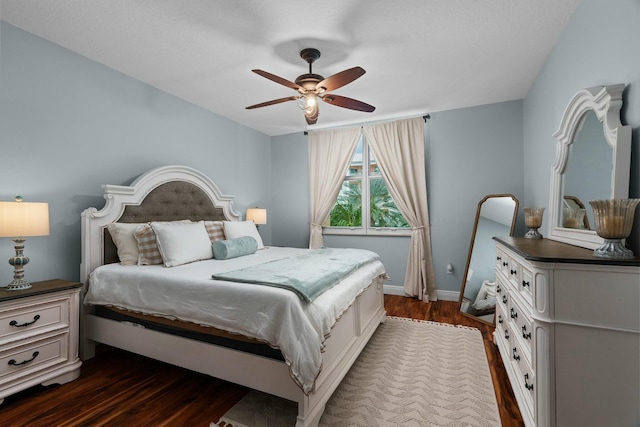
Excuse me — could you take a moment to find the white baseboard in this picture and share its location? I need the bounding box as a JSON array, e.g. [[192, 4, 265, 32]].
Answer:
[[437, 290, 460, 301], [383, 285, 460, 301], [383, 284, 405, 296]]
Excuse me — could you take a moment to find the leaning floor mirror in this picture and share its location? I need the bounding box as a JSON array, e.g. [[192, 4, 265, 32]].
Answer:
[[459, 194, 518, 325]]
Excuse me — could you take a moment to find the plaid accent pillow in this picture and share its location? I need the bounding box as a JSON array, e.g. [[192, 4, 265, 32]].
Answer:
[[204, 221, 225, 244], [134, 220, 192, 265]]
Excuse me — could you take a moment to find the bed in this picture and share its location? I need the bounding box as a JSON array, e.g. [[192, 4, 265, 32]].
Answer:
[[79, 165, 387, 427]]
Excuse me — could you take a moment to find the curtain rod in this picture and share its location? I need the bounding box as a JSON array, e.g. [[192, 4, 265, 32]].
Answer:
[[304, 114, 430, 135]]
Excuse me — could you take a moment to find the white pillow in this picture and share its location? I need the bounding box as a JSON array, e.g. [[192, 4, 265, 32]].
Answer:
[[223, 220, 264, 249], [151, 221, 213, 267], [107, 223, 142, 265]]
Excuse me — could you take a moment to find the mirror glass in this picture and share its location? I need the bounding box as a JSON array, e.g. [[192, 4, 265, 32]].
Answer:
[[561, 110, 611, 230], [459, 194, 518, 325]]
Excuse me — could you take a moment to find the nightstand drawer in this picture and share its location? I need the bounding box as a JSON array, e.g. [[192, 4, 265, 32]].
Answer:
[[0, 297, 69, 342], [0, 332, 69, 379]]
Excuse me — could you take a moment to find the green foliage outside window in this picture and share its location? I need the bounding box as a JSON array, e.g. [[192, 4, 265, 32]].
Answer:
[[329, 179, 409, 228], [330, 182, 362, 226]]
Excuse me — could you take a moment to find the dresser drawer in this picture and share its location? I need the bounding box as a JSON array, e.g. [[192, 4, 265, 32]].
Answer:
[[496, 304, 513, 344], [496, 247, 508, 274], [519, 266, 533, 300], [496, 302, 507, 330], [495, 303, 507, 331], [0, 332, 69, 380], [509, 295, 533, 355], [0, 297, 69, 342], [506, 256, 521, 288], [496, 276, 510, 310], [509, 326, 535, 418]]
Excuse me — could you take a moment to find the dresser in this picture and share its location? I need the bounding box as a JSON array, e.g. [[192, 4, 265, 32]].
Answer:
[[493, 237, 640, 427], [0, 279, 82, 404]]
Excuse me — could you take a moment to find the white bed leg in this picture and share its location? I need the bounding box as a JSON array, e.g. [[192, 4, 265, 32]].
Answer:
[[295, 402, 324, 427], [80, 337, 96, 360]]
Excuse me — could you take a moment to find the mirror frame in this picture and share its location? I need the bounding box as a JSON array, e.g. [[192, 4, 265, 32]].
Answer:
[[548, 84, 632, 249], [458, 194, 519, 325]]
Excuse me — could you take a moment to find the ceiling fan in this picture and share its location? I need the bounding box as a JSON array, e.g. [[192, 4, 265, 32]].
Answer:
[[246, 48, 375, 125]]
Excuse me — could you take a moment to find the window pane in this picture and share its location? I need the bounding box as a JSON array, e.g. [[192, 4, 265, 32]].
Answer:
[[346, 137, 363, 177], [369, 147, 380, 175], [329, 181, 362, 227], [370, 178, 410, 228]]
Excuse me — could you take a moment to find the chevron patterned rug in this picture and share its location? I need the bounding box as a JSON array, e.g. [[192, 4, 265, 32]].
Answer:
[[212, 317, 501, 427]]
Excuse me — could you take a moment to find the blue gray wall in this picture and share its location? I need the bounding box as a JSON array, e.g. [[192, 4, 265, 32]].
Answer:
[[0, 23, 272, 284], [523, 0, 640, 252]]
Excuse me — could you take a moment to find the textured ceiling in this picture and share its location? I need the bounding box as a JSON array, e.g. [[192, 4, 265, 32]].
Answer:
[[0, 0, 582, 136]]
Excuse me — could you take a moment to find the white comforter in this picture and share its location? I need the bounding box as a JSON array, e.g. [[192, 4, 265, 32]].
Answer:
[[84, 247, 385, 394]]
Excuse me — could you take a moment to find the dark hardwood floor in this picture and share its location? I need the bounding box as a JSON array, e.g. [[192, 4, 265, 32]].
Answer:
[[0, 296, 523, 426]]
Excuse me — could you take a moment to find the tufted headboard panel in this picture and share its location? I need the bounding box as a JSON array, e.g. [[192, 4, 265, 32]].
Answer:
[[103, 181, 228, 264]]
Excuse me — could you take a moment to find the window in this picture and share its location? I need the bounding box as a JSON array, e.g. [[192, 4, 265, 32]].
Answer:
[[324, 134, 411, 236]]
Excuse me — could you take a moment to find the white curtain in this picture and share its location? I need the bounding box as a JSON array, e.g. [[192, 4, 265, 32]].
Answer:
[[363, 117, 437, 301], [308, 127, 361, 249]]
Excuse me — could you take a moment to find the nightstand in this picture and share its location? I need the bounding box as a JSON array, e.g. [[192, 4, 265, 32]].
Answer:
[[0, 279, 82, 404]]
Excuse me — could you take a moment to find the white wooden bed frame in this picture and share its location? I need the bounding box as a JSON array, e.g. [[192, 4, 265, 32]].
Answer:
[[79, 165, 386, 427]]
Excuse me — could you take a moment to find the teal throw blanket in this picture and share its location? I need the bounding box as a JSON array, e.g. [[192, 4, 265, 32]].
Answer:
[[211, 248, 379, 302]]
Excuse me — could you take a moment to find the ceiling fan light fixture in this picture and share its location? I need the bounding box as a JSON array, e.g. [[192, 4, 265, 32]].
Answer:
[[304, 103, 319, 125], [247, 47, 375, 124], [297, 94, 317, 111]]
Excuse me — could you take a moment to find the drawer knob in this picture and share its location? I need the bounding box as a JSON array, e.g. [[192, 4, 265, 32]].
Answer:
[[496, 285, 501, 294], [496, 256, 502, 261], [510, 269, 517, 275], [512, 347, 520, 361], [503, 262, 508, 267], [522, 325, 531, 340], [524, 373, 534, 391], [504, 330, 510, 340], [498, 315, 503, 324], [8, 351, 40, 366], [522, 280, 530, 288], [9, 314, 41, 328], [510, 308, 518, 319], [502, 295, 508, 304]]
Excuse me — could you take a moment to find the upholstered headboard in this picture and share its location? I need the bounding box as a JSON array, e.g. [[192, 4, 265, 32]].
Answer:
[[102, 180, 229, 264], [81, 165, 241, 286]]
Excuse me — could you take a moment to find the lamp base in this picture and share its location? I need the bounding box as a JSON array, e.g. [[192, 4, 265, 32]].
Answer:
[[5, 237, 32, 291], [524, 228, 543, 239], [5, 279, 32, 291], [593, 238, 634, 259]]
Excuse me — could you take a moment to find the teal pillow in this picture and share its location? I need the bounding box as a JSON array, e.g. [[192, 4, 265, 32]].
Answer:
[[212, 236, 258, 260]]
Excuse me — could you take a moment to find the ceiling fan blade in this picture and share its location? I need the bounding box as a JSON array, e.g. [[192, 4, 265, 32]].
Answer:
[[252, 69, 303, 90], [246, 96, 298, 109], [316, 67, 365, 92], [322, 94, 375, 112]]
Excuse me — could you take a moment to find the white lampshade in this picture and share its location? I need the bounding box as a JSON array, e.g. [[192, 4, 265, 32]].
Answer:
[[246, 208, 267, 225], [0, 199, 50, 237]]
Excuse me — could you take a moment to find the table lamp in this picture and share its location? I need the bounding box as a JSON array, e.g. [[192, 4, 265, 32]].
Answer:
[[0, 197, 50, 290], [246, 208, 267, 230]]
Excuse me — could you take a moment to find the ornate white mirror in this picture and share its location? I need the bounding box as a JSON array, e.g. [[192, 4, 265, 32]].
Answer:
[[548, 84, 632, 249], [459, 194, 518, 325]]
